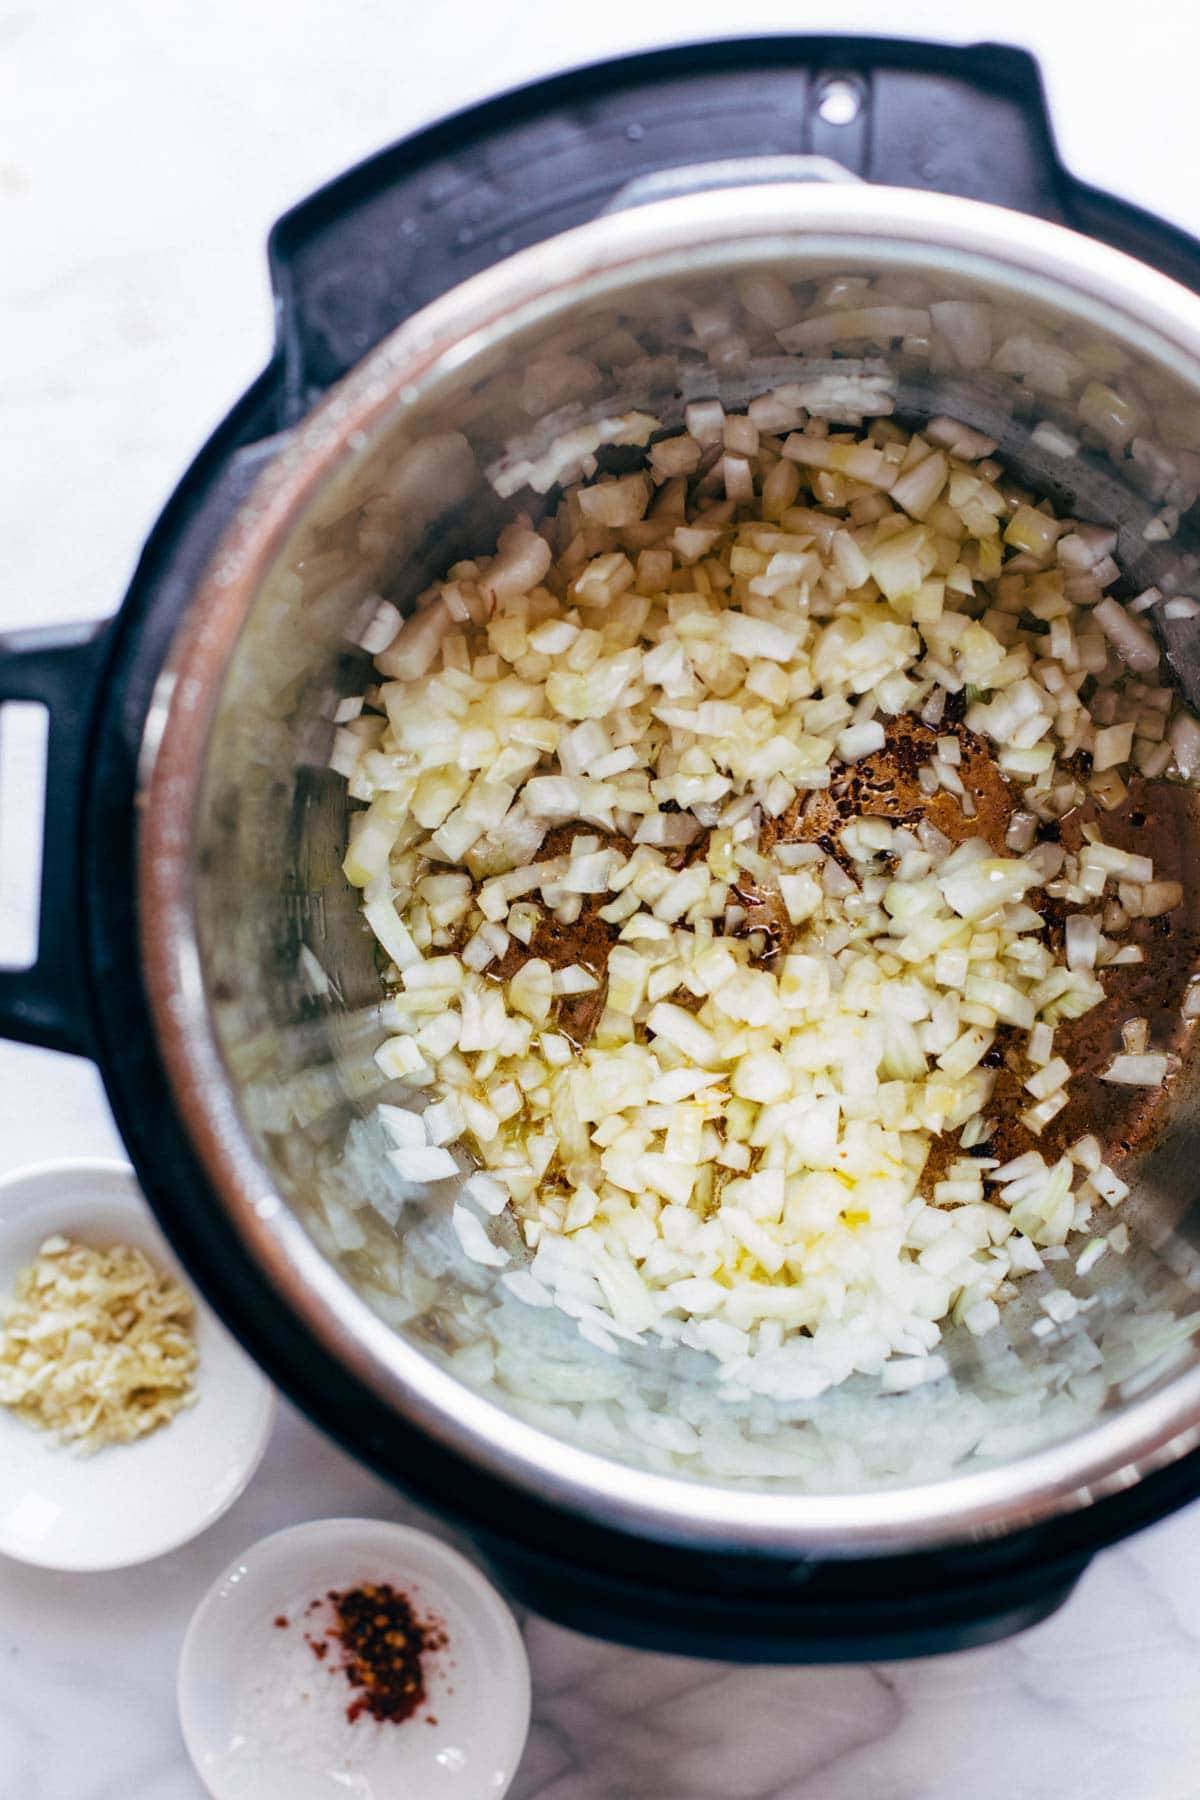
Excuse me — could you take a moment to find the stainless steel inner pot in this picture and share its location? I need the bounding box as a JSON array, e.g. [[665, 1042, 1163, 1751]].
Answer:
[[140, 177, 1200, 1555]]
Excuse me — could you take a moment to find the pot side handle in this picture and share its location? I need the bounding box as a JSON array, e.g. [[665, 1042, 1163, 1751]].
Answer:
[[0, 623, 108, 1060]]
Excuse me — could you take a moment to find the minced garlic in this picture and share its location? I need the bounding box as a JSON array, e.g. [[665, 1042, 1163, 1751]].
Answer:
[[0, 1236, 198, 1453]]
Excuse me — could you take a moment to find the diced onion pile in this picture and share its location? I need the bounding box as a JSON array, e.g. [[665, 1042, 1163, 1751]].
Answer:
[[0, 1236, 198, 1452], [337, 408, 1198, 1398]]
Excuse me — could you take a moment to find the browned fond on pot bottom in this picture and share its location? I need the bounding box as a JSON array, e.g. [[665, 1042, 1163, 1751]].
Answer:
[[477, 724, 1200, 1186], [981, 781, 1200, 1173], [762, 714, 1015, 859]]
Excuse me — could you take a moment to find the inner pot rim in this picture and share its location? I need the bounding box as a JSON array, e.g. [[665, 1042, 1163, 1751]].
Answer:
[[138, 179, 1200, 1555]]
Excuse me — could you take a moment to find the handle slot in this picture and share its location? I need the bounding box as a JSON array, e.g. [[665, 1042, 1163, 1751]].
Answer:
[[0, 624, 108, 1058], [0, 700, 48, 971]]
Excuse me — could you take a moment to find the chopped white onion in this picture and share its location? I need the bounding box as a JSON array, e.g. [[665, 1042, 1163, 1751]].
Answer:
[[1065, 914, 1099, 971], [452, 1203, 509, 1267], [334, 396, 1194, 1409], [1093, 597, 1160, 673], [375, 599, 451, 681], [1100, 1053, 1169, 1086], [835, 721, 886, 761], [390, 1144, 458, 1181], [1170, 710, 1200, 780]]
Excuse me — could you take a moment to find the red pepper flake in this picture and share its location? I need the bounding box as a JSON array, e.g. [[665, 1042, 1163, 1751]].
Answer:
[[306, 1582, 447, 1727], [273, 1616, 289, 1630]]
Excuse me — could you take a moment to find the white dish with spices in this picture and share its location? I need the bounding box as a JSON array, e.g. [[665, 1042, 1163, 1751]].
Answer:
[[177, 1516, 531, 1800], [0, 1159, 274, 1570]]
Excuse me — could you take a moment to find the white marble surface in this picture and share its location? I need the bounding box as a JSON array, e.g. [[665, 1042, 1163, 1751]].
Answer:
[[5, 1, 1200, 1794]]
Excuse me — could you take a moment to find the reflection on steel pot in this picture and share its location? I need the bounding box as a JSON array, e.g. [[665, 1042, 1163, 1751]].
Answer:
[[10, 39, 1200, 1661]]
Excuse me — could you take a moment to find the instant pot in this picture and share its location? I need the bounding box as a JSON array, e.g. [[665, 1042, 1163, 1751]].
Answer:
[[9, 36, 1200, 1660]]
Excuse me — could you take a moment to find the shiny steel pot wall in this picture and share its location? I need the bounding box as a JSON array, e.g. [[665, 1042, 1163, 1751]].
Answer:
[[142, 183, 1200, 1553]]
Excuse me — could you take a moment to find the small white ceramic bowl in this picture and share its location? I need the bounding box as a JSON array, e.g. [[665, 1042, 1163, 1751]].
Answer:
[[178, 1517, 531, 1800], [0, 1158, 275, 1570]]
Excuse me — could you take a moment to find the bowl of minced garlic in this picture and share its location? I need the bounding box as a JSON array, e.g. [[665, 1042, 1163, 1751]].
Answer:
[[0, 1160, 274, 1569], [0, 1233, 199, 1453]]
